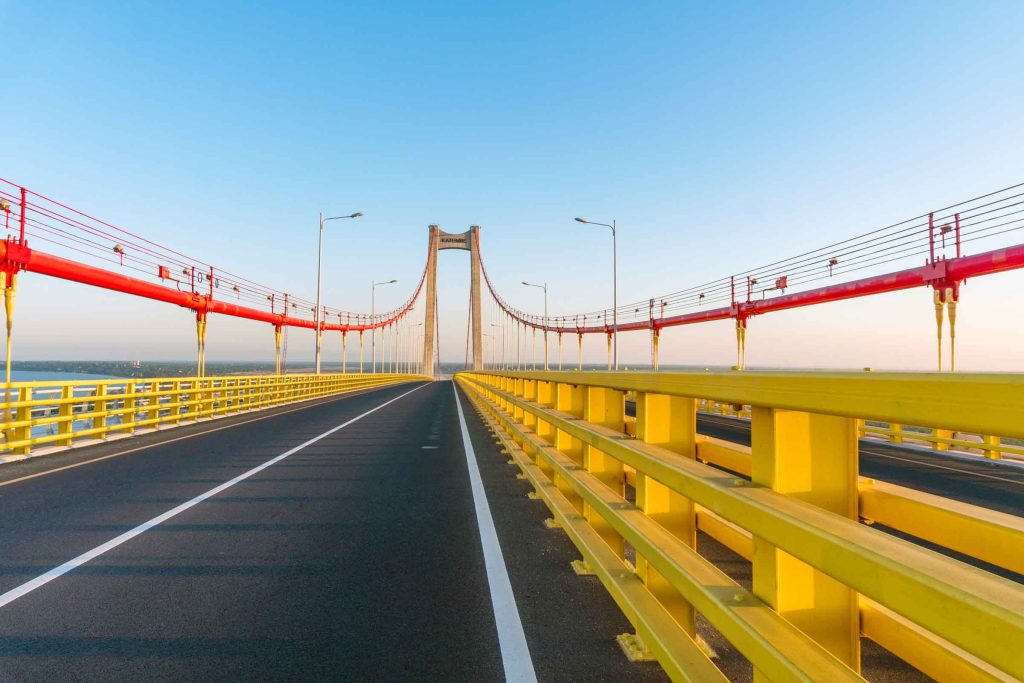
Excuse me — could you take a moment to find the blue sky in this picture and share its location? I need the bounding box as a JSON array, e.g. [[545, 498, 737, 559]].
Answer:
[[2, 1, 1023, 369]]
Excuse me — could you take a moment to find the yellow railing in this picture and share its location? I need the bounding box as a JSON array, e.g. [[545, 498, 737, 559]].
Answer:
[[0, 373, 429, 458], [456, 370, 1024, 683], [691, 399, 1021, 460], [860, 422, 1022, 460]]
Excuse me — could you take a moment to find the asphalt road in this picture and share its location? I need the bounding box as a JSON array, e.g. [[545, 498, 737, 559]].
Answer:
[[0, 381, 1016, 681], [0, 381, 667, 682]]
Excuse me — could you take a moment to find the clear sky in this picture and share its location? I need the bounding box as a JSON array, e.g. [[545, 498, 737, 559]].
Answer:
[[2, 1, 1022, 370]]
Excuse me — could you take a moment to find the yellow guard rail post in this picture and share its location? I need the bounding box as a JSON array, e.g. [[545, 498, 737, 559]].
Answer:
[[456, 369, 1024, 683], [0, 372, 429, 458]]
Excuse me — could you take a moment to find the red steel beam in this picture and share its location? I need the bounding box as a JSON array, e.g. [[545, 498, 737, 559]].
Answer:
[[0, 239, 422, 332], [488, 243, 1024, 334]]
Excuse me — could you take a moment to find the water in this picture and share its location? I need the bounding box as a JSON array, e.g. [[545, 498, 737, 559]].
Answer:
[[6, 370, 116, 383], [1, 371, 119, 445]]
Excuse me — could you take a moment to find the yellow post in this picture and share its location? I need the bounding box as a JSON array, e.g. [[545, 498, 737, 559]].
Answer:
[[535, 381, 555, 444], [274, 325, 282, 375], [535, 380, 556, 481], [137, 381, 150, 427], [933, 288, 944, 372], [13, 386, 31, 455], [57, 385, 74, 447], [652, 329, 660, 372], [123, 382, 136, 433], [92, 383, 108, 438], [3, 272, 16, 386], [983, 434, 1002, 459], [195, 312, 208, 378], [583, 386, 625, 557], [172, 380, 183, 425], [523, 379, 538, 432], [889, 423, 903, 444], [512, 378, 525, 425], [751, 407, 860, 676], [2, 272, 16, 445], [933, 427, 952, 452], [342, 331, 348, 374], [635, 392, 697, 634], [946, 287, 957, 373], [735, 318, 747, 370], [554, 382, 585, 513]]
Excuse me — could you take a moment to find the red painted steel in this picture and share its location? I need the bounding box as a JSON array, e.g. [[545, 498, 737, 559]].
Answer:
[[0, 238, 426, 332], [483, 243, 1024, 334], [3, 176, 1023, 342]]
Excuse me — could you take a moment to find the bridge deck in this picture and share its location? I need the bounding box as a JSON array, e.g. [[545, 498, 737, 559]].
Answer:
[[0, 381, 1018, 681]]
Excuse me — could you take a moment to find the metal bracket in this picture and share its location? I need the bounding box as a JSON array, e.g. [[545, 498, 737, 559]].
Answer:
[[570, 559, 595, 576], [616, 633, 656, 662]]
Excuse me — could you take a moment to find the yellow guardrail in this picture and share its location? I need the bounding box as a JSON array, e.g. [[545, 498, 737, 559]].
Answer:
[[692, 398, 1022, 460], [0, 373, 429, 457], [456, 370, 1024, 683]]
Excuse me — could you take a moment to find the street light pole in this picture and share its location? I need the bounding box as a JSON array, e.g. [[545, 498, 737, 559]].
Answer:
[[575, 217, 617, 370], [315, 210, 363, 374], [371, 279, 398, 373], [409, 322, 423, 374], [522, 281, 548, 370], [491, 322, 505, 370]]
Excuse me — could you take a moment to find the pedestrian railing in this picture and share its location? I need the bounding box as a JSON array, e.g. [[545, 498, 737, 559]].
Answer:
[[0, 373, 428, 457], [456, 370, 1024, 683]]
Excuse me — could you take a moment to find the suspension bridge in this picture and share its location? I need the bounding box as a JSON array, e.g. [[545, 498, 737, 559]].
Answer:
[[0, 177, 1020, 682]]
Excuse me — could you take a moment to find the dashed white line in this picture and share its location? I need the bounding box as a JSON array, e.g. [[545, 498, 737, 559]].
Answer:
[[0, 382, 428, 610], [452, 382, 538, 683]]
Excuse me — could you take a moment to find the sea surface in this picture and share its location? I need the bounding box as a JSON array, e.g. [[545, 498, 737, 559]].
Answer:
[[6, 370, 116, 383]]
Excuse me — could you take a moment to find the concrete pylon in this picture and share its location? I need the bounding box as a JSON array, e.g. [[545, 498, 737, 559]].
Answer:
[[469, 226, 483, 372], [422, 226, 439, 378], [421, 225, 483, 378]]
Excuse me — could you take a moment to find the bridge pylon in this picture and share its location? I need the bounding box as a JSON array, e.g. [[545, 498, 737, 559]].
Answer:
[[422, 225, 483, 377]]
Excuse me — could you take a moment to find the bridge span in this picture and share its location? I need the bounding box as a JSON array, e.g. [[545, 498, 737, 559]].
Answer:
[[0, 178, 1021, 680], [0, 373, 1018, 682]]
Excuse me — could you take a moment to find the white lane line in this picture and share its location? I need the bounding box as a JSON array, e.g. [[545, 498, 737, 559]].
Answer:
[[452, 383, 538, 683], [0, 382, 429, 610]]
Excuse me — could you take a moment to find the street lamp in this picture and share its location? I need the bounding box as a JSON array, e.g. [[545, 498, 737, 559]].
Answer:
[[574, 217, 617, 371], [371, 279, 398, 373], [521, 281, 548, 370], [414, 332, 425, 375], [490, 322, 505, 369], [408, 321, 423, 374], [482, 332, 494, 369], [316, 211, 363, 374]]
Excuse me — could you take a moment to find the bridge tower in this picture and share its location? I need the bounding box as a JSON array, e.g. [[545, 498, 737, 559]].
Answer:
[[422, 225, 483, 377]]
